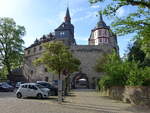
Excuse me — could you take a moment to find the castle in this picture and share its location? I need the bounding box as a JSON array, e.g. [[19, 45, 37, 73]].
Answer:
[[23, 8, 119, 89]]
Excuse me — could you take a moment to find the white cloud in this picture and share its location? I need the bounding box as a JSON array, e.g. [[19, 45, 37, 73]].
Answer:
[[116, 7, 125, 17], [91, 5, 100, 9], [0, 0, 30, 17]]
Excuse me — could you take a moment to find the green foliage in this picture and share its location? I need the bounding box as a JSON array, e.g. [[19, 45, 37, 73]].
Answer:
[[99, 75, 111, 89], [96, 52, 129, 88], [90, 0, 150, 88], [0, 17, 25, 78], [0, 67, 7, 80], [140, 25, 150, 58], [126, 63, 143, 86], [141, 67, 150, 86], [96, 52, 150, 89], [127, 37, 150, 67], [127, 38, 145, 63], [89, 0, 150, 58], [34, 41, 80, 79]]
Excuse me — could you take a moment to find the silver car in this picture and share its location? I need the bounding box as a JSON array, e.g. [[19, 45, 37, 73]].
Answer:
[[16, 83, 50, 99]]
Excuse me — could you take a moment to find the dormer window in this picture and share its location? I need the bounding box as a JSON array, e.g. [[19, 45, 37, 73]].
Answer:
[[60, 32, 65, 37]]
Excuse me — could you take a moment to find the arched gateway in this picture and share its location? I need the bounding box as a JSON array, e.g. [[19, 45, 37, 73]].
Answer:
[[72, 72, 89, 89]]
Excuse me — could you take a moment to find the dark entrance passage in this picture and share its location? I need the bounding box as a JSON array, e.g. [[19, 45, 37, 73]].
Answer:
[[72, 72, 89, 89]]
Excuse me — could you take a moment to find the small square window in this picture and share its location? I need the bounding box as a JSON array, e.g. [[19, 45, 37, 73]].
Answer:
[[27, 50, 30, 54], [34, 48, 36, 52], [44, 68, 48, 72], [39, 46, 42, 50], [99, 39, 102, 42]]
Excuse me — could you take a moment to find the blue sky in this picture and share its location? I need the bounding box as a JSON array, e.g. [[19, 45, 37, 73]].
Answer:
[[0, 0, 134, 57]]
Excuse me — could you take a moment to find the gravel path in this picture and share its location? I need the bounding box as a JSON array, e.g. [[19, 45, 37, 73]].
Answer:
[[0, 89, 149, 113]]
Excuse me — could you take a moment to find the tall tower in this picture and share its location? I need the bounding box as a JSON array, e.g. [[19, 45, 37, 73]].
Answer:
[[54, 7, 76, 45], [88, 13, 109, 45], [88, 13, 118, 51]]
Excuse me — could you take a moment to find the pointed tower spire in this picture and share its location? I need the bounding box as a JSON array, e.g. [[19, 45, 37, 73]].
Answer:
[[100, 12, 103, 22], [64, 7, 71, 23], [97, 12, 107, 28]]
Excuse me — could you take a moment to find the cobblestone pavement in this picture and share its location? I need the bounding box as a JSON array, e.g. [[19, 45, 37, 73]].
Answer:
[[0, 89, 149, 113]]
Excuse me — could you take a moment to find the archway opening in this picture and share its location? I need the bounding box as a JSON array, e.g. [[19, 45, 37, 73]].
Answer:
[[72, 73, 89, 89]]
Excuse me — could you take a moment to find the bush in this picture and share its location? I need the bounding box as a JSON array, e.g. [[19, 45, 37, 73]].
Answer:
[[142, 67, 150, 86], [96, 52, 150, 89]]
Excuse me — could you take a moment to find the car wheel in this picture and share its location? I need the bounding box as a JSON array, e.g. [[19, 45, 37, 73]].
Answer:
[[37, 93, 43, 99], [17, 92, 22, 98]]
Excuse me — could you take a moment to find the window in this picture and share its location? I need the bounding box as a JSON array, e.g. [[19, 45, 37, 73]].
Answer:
[[39, 46, 42, 50], [104, 38, 108, 43], [27, 50, 30, 54], [22, 85, 27, 88], [60, 32, 65, 37], [105, 30, 107, 35], [99, 30, 101, 36], [44, 68, 48, 72], [31, 70, 33, 75], [99, 38, 102, 42], [29, 85, 37, 90], [34, 47, 36, 52]]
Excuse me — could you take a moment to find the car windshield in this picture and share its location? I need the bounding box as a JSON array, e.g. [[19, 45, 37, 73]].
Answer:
[[36, 84, 45, 89], [2, 82, 11, 87]]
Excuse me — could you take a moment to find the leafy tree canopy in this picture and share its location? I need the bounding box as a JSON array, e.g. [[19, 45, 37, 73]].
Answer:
[[34, 41, 80, 79], [0, 17, 25, 79]]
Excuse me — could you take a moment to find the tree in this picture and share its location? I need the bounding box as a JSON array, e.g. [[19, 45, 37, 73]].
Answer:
[[63, 55, 81, 95], [34, 41, 80, 102], [96, 52, 150, 89], [0, 18, 25, 80], [127, 38, 145, 63], [96, 52, 131, 87], [127, 37, 150, 67]]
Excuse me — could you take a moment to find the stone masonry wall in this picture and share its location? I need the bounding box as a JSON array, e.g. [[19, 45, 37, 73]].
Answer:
[[70, 45, 113, 88], [23, 43, 114, 87], [100, 86, 150, 107]]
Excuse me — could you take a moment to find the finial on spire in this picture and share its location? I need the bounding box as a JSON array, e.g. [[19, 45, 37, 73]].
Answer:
[[96, 11, 107, 28], [64, 7, 71, 23], [100, 11, 103, 22]]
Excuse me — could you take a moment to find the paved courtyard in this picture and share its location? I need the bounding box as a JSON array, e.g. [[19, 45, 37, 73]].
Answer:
[[0, 89, 149, 113]]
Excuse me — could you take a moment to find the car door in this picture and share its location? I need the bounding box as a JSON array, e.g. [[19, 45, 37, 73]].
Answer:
[[20, 85, 28, 97], [28, 85, 38, 97]]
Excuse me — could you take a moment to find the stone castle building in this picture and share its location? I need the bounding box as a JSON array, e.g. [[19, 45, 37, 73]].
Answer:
[[23, 8, 119, 89]]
